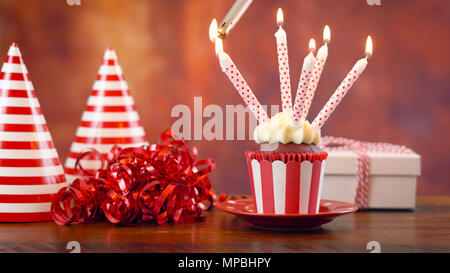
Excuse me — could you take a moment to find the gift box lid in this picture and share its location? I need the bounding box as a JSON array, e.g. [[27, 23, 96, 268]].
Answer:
[[320, 138, 421, 176]]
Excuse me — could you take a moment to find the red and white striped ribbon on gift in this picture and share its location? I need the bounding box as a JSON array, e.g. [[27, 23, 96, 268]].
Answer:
[[319, 136, 413, 209]]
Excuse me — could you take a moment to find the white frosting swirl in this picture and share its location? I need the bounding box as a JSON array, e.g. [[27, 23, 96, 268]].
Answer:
[[253, 111, 321, 144]]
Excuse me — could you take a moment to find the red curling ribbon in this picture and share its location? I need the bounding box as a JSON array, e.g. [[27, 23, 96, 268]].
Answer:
[[51, 130, 216, 226], [74, 148, 105, 176]]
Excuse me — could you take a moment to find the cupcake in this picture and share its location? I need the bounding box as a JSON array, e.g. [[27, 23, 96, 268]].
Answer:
[[246, 111, 328, 214], [209, 19, 368, 214]]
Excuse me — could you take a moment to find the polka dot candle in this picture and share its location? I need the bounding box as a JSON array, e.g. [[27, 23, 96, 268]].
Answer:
[[216, 40, 268, 124], [312, 58, 368, 128], [275, 8, 292, 113], [313, 35, 372, 128], [291, 40, 317, 127], [300, 43, 328, 120]]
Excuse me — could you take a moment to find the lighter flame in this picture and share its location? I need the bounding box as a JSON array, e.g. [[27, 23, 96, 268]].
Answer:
[[276, 8, 284, 26], [309, 38, 316, 52], [209, 18, 218, 43], [215, 37, 223, 56], [365, 35, 373, 57], [323, 25, 331, 43]]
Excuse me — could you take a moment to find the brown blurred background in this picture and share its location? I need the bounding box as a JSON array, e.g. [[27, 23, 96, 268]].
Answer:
[[0, 0, 449, 195]]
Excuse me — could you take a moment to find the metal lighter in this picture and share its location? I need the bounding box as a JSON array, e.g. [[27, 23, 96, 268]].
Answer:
[[218, 0, 253, 39]]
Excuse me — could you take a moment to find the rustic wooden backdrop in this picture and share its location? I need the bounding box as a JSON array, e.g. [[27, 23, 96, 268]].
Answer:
[[0, 0, 448, 195]]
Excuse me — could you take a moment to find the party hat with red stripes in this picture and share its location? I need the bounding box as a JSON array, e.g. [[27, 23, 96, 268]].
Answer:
[[64, 48, 149, 182], [0, 43, 68, 222]]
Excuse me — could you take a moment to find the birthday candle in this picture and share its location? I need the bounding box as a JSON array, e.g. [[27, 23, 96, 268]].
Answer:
[[210, 20, 268, 123], [275, 8, 292, 113], [291, 39, 317, 126], [301, 25, 331, 119], [312, 36, 373, 128]]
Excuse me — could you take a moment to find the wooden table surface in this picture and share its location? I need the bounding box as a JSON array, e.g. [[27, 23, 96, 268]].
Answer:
[[0, 196, 449, 253]]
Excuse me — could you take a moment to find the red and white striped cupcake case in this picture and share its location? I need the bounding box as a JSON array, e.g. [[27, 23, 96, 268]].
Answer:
[[0, 43, 68, 222], [64, 48, 149, 182], [246, 156, 326, 214]]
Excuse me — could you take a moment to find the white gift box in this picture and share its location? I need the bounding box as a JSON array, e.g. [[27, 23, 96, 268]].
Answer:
[[320, 140, 421, 210]]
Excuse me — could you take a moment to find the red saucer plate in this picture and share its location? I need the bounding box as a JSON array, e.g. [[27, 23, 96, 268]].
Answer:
[[216, 199, 358, 230]]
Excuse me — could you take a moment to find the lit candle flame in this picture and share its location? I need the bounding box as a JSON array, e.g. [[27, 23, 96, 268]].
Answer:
[[209, 18, 218, 43], [323, 25, 331, 43], [276, 8, 284, 26], [215, 37, 223, 56], [365, 35, 373, 58], [309, 38, 316, 52]]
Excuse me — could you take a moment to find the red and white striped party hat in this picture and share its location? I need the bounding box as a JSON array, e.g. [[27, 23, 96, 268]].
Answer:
[[64, 48, 149, 182], [0, 43, 68, 222]]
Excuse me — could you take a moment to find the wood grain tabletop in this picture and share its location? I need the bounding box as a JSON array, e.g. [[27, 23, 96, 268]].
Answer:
[[0, 196, 449, 253]]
